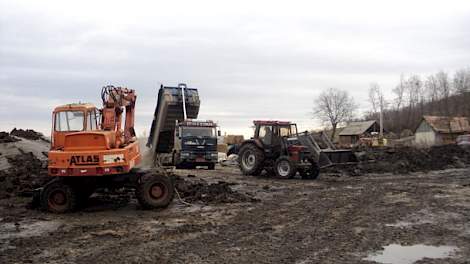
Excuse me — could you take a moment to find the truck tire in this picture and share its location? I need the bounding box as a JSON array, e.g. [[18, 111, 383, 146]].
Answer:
[[300, 163, 320, 180], [40, 179, 79, 213], [274, 156, 296, 179], [136, 174, 174, 209], [238, 143, 264, 176], [208, 163, 216, 170]]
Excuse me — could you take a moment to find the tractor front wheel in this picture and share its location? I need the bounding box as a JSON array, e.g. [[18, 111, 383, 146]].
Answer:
[[300, 163, 320, 180], [238, 143, 264, 176], [274, 156, 296, 179], [40, 179, 79, 213], [136, 174, 175, 209]]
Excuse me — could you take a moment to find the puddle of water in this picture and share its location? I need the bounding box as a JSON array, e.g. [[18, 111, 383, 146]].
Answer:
[[385, 219, 433, 227], [364, 244, 457, 264], [0, 220, 61, 240]]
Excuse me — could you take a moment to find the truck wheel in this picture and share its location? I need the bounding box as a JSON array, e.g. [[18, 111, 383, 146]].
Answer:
[[238, 143, 264, 176], [136, 174, 174, 209], [40, 179, 79, 213], [274, 156, 296, 179], [208, 163, 216, 170], [300, 163, 320, 180]]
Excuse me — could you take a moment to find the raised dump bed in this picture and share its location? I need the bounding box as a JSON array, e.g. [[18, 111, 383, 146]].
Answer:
[[147, 84, 200, 156]]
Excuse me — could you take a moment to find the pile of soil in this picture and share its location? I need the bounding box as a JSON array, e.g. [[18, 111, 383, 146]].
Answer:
[[10, 128, 49, 142], [0, 151, 49, 199], [0, 132, 19, 144], [349, 144, 470, 175], [174, 175, 258, 204]]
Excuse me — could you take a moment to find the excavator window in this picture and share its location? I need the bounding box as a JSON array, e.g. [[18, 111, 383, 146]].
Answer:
[[87, 110, 99, 130], [55, 111, 84, 132]]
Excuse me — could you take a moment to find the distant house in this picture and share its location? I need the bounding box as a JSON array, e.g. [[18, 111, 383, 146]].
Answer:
[[414, 116, 470, 146], [338, 120, 380, 146]]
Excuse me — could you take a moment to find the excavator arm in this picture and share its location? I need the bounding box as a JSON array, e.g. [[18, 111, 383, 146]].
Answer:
[[101, 85, 137, 146]]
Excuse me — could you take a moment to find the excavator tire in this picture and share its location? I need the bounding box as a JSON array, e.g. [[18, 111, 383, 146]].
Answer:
[[136, 174, 175, 209], [40, 179, 79, 213], [238, 143, 264, 176], [274, 156, 297, 179]]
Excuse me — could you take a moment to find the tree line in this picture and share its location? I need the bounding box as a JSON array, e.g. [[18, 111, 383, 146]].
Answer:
[[313, 67, 470, 139]]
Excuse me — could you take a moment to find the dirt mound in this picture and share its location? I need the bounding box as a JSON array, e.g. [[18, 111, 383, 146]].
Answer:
[[349, 144, 470, 175], [0, 132, 20, 144], [0, 151, 49, 199], [10, 128, 49, 142], [174, 175, 258, 204]]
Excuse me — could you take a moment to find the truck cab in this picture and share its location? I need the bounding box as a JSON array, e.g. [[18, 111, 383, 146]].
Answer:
[[174, 120, 218, 169]]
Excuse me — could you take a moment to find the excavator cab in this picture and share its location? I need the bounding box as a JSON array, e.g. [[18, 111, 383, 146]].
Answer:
[[51, 104, 101, 150]]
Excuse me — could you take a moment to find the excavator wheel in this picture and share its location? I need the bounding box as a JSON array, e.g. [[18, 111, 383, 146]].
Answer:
[[274, 156, 297, 179], [238, 143, 264, 176], [136, 174, 175, 209], [40, 179, 79, 213]]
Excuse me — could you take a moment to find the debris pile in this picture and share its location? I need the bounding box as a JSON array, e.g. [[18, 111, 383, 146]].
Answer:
[[0, 152, 49, 199], [0, 132, 19, 144], [350, 144, 470, 174], [9, 128, 49, 142], [174, 175, 258, 204]]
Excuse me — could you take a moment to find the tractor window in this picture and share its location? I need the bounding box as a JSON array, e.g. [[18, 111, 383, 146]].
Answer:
[[291, 124, 298, 136], [258, 125, 272, 145], [55, 111, 84, 132], [279, 126, 291, 137], [87, 110, 98, 130]]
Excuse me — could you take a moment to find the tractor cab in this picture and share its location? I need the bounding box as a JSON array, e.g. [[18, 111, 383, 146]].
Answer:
[[252, 120, 305, 158], [51, 103, 101, 150]]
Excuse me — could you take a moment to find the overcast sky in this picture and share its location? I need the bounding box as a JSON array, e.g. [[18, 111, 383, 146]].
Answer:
[[1, 0, 470, 137]]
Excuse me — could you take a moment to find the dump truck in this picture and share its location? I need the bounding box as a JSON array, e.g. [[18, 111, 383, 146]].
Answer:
[[147, 83, 218, 169], [40, 86, 174, 213], [238, 120, 358, 179]]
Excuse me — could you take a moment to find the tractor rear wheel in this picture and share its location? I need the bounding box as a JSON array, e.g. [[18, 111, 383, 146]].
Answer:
[[274, 156, 296, 179], [300, 163, 320, 180], [40, 179, 79, 213], [136, 174, 174, 209], [238, 143, 264, 176]]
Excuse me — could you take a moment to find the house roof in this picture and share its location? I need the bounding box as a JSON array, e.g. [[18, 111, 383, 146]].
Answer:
[[421, 115, 470, 134], [339, 120, 378, 136]]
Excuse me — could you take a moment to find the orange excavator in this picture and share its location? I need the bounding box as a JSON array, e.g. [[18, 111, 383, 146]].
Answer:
[[41, 85, 174, 213]]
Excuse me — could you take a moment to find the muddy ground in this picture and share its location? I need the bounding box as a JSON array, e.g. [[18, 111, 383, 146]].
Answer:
[[1, 166, 469, 264]]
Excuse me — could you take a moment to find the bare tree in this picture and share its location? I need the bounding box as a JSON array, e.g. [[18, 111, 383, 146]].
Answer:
[[425, 74, 439, 113], [393, 74, 406, 111], [313, 87, 357, 141], [368, 83, 379, 114], [368, 82, 388, 136], [453, 68, 470, 94]]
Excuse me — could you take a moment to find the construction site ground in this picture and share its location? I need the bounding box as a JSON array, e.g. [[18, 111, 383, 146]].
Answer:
[[1, 165, 470, 263]]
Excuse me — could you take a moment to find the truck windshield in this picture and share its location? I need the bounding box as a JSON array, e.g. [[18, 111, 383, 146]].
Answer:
[[182, 127, 215, 137], [55, 111, 84, 132]]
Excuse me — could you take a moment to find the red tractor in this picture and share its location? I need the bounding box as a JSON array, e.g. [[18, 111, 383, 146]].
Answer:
[[238, 121, 320, 179], [238, 120, 358, 179]]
